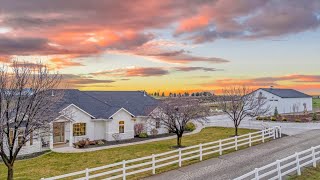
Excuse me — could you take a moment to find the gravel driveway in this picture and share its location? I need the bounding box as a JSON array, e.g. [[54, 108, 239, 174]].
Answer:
[[206, 114, 320, 135]]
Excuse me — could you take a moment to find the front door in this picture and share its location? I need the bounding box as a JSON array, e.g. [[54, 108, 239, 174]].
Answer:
[[53, 122, 65, 143]]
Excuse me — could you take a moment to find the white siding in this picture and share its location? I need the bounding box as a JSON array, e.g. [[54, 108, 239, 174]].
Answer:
[[18, 138, 43, 155], [278, 97, 312, 114], [94, 121, 105, 140], [2, 130, 46, 156], [60, 105, 95, 143], [135, 116, 168, 135], [255, 89, 313, 114], [105, 109, 135, 141]]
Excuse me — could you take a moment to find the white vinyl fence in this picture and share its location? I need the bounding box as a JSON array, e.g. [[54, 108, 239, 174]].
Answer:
[[42, 127, 281, 180], [234, 145, 320, 180]]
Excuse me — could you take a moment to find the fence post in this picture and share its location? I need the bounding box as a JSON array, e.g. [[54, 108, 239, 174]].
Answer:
[[219, 139, 222, 155], [254, 168, 259, 180], [179, 148, 182, 167], [249, 133, 252, 147], [85, 168, 89, 180], [122, 160, 126, 180], [296, 153, 301, 176], [152, 154, 156, 174], [312, 147, 317, 168], [262, 130, 265, 143], [273, 128, 276, 139], [235, 136, 238, 151], [277, 160, 282, 180], [279, 127, 282, 138], [200, 144, 203, 161]]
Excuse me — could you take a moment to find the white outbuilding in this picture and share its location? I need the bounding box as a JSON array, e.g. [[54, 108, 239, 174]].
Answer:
[[253, 88, 312, 115]]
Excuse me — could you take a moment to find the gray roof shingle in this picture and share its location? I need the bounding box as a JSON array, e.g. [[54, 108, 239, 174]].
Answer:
[[52, 90, 158, 119], [84, 91, 159, 117], [260, 88, 312, 98]]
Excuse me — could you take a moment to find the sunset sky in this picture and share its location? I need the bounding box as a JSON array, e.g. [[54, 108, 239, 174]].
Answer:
[[1, 0, 320, 94]]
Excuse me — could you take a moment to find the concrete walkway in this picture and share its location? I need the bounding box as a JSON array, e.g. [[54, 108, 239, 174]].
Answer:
[[145, 129, 320, 180], [206, 114, 320, 135], [52, 121, 204, 153]]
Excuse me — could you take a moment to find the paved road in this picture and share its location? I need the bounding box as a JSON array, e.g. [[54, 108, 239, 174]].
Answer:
[[206, 114, 320, 135], [145, 130, 320, 180]]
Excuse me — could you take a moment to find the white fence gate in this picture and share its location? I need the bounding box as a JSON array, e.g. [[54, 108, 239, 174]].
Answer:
[[42, 127, 281, 180], [235, 145, 320, 180]]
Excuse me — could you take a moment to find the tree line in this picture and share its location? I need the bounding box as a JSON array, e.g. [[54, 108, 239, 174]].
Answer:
[[150, 91, 213, 97]]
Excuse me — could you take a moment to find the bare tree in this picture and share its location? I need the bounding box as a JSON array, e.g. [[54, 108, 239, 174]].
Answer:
[[151, 98, 209, 147], [217, 87, 270, 136], [134, 123, 145, 136], [0, 61, 61, 180]]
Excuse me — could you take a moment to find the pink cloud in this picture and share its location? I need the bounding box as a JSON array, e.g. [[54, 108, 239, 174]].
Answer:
[[0, 0, 319, 67], [91, 67, 169, 77], [201, 74, 320, 94]]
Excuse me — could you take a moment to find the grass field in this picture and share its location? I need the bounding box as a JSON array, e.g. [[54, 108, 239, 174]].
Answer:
[[313, 98, 320, 109], [0, 127, 257, 180], [288, 164, 320, 180]]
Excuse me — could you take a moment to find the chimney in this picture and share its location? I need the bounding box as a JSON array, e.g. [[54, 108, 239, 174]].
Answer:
[[143, 90, 146, 97], [51, 90, 55, 96]]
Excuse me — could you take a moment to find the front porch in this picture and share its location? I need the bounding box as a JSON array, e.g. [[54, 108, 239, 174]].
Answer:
[[49, 119, 74, 149]]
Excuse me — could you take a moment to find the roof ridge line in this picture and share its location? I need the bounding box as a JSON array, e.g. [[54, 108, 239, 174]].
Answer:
[[80, 91, 114, 107]]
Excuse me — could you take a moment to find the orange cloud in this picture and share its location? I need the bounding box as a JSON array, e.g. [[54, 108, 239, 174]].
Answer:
[[60, 74, 115, 88], [91, 67, 169, 77], [176, 15, 210, 34], [49, 57, 84, 69]]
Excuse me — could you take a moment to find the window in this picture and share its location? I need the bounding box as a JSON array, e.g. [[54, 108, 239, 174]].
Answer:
[[119, 121, 124, 133], [73, 123, 86, 136], [155, 118, 160, 129], [9, 129, 14, 145], [18, 129, 25, 146]]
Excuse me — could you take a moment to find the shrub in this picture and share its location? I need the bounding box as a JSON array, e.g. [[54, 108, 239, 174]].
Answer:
[[256, 116, 262, 120], [112, 133, 121, 142], [312, 113, 318, 121], [96, 140, 105, 145], [185, 122, 196, 131], [263, 117, 270, 120], [295, 119, 301, 122], [139, 132, 148, 138], [150, 128, 158, 136], [282, 117, 287, 121], [270, 116, 277, 121], [74, 139, 87, 148]]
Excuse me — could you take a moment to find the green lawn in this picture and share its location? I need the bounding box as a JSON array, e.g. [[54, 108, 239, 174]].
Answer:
[[288, 165, 320, 180], [313, 98, 320, 109], [0, 127, 257, 180]]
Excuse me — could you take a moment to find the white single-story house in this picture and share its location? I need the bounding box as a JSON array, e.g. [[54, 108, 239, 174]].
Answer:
[[13, 90, 167, 156], [253, 88, 312, 115]]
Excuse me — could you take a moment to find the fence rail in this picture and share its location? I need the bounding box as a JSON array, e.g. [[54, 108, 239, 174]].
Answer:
[[234, 144, 320, 180], [42, 127, 281, 180]]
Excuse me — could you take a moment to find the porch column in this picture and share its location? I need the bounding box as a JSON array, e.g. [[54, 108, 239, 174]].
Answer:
[[69, 122, 73, 147], [49, 122, 54, 149]]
